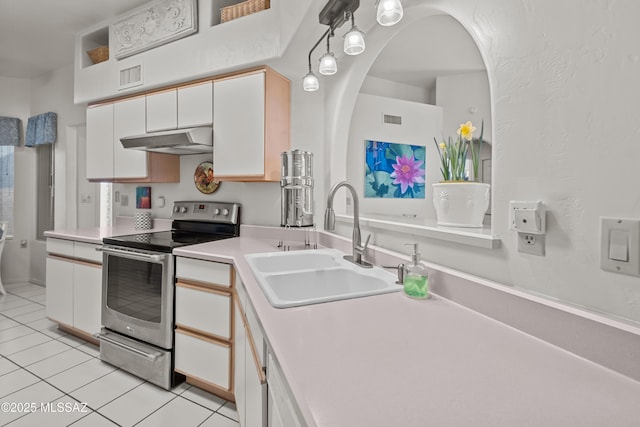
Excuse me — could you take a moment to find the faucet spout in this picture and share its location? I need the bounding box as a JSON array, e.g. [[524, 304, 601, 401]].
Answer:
[[324, 181, 372, 268]]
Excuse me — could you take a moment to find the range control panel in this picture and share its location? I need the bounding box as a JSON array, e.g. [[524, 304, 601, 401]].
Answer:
[[171, 201, 240, 225]]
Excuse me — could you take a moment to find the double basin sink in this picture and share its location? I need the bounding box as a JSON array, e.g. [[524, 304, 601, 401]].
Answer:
[[245, 248, 401, 308]]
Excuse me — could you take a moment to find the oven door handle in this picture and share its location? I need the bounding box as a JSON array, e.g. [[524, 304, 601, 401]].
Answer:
[[97, 333, 161, 361], [97, 246, 166, 263]]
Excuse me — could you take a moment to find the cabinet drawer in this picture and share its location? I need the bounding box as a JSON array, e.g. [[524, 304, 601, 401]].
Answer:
[[176, 257, 231, 288], [47, 238, 74, 257], [74, 242, 102, 263], [176, 283, 231, 339], [175, 330, 230, 390]]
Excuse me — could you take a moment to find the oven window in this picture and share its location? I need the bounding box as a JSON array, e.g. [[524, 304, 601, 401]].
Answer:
[[106, 257, 163, 323]]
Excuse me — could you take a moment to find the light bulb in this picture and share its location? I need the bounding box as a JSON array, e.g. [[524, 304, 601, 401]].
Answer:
[[376, 0, 403, 26], [318, 52, 337, 75], [343, 26, 365, 56], [302, 71, 319, 91]]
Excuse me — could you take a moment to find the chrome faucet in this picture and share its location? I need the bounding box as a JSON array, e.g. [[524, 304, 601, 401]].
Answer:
[[324, 181, 372, 268]]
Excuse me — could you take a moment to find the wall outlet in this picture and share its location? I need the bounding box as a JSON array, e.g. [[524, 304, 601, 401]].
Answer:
[[518, 232, 545, 256]]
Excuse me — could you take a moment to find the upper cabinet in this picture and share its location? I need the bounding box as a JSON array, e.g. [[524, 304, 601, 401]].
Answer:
[[146, 82, 213, 132], [86, 97, 180, 183], [113, 96, 148, 179], [86, 103, 115, 180], [213, 68, 290, 182], [178, 82, 214, 128], [85, 66, 288, 183]]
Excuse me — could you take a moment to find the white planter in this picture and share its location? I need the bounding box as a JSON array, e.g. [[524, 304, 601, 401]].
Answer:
[[432, 182, 490, 228]]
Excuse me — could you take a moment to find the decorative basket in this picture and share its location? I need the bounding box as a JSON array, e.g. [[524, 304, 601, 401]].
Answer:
[[87, 46, 109, 64], [220, 0, 270, 23]]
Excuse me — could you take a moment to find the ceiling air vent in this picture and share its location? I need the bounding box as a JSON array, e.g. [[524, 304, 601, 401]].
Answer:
[[383, 114, 402, 125], [119, 65, 143, 90]]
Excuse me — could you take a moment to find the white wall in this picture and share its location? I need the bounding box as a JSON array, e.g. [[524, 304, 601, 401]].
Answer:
[[436, 71, 492, 143], [346, 93, 442, 219], [360, 75, 431, 104], [324, 1, 640, 324], [0, 76, 32, 284]]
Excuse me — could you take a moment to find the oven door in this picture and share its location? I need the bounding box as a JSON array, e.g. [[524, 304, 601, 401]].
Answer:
[[100, 245, 174, 350]]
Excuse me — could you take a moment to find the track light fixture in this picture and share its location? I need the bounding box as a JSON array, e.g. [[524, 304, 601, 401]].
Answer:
[[303, 0, 403, 91], [375, 0, 403, 26]]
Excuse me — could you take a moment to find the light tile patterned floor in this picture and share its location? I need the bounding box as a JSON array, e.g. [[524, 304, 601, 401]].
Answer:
[[0, 282, 239, 427]]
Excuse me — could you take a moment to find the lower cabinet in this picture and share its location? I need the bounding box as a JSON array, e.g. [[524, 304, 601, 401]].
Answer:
[[234, 276, 267, 426], [174, 257, 234, 401], [267, 351, 304, 427], [45, 238, 102, 339]]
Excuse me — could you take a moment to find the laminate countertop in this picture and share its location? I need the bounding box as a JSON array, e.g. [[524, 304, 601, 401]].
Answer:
[[174, 236, 640, 427], [44, 218, 172, 244]]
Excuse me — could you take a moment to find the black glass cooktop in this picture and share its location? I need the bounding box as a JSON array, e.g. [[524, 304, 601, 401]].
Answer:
[[103, 230, 236, 253]]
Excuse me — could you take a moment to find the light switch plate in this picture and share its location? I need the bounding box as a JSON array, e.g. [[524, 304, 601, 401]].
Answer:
[[600, 217, 640, 276]]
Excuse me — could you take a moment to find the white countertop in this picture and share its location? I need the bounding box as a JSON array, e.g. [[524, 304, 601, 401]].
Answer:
[[174, 237, 640, 427], [44, 217, 172, 244]]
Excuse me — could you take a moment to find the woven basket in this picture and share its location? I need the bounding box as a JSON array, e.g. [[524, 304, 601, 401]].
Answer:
[[87, 46, 109, 64], [221, 0, 270, 23]]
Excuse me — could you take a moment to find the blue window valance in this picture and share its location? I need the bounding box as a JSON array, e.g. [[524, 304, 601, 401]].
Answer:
[[25, 112, 57, 147], [0, 116, 21, 146]]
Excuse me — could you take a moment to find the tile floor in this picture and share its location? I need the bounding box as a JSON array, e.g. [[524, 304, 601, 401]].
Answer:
[[0, 282, 239, 427]]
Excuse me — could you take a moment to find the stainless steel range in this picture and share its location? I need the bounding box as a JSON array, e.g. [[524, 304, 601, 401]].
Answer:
[[98, 201, 240, 390]]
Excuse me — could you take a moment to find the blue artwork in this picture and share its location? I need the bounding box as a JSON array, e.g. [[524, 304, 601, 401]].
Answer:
[[364, 140, 425, 199]]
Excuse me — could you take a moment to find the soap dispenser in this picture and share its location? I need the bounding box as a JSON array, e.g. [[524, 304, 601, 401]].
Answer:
[[403, 243, 429, 299]]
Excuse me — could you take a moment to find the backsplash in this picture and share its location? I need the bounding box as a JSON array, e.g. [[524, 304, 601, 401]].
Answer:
[[113, 154, 281, 226]]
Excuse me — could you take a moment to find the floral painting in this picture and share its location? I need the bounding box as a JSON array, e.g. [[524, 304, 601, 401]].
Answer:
[[364, 140, 425, 198]]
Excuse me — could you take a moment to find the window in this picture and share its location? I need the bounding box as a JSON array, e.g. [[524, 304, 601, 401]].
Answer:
[[0, 146, 14, 237], [36, 144, 54, 240]]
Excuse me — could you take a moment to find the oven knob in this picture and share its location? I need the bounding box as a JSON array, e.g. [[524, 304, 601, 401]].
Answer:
[[222, 208, 230, 216], [214, 208, 220, 215], [173, 206, 180, 213], [180, 206, 188, 213]]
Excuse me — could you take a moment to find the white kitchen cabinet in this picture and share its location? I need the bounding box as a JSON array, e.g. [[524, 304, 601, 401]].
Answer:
[[46, 256, 74, 326], [146, 89, 177, 132], [86, 103, 114, 180], [175, 329, 231, 389], [178, 81, 213, 128], [113, 96, 147, 179], [234, 300, 248, 427], [175, 283, 231, 340], [86, 98, 179, 183], [146, 82, 213, 132], [213, 67, 290, 182], [174, 257, 234, 402], [46, 238, 102, 339], [234, 277, 267, 427], [267, 351, 303, 427], [72, 261, 102, 335]]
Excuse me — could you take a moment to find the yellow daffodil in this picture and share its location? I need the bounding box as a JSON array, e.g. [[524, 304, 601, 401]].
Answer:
[[457, 121, 476, 141], [435, 120, 484, 182]]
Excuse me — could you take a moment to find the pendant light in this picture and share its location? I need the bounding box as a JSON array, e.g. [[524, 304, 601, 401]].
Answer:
[[303, 69, 320, 92], [318, 33, 338, 75], [343, 12, 365, 56], [375, 0, 403, 26]]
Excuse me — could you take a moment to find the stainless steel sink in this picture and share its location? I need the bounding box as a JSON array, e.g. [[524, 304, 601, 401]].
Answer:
[[245, 249, 401, 308]]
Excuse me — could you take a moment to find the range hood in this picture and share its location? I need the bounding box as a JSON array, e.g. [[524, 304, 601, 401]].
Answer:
[[120, 127, 212, 155]]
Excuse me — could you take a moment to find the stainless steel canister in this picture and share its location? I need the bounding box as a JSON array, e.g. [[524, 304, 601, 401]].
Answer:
[[280, 150, 314, 227]]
